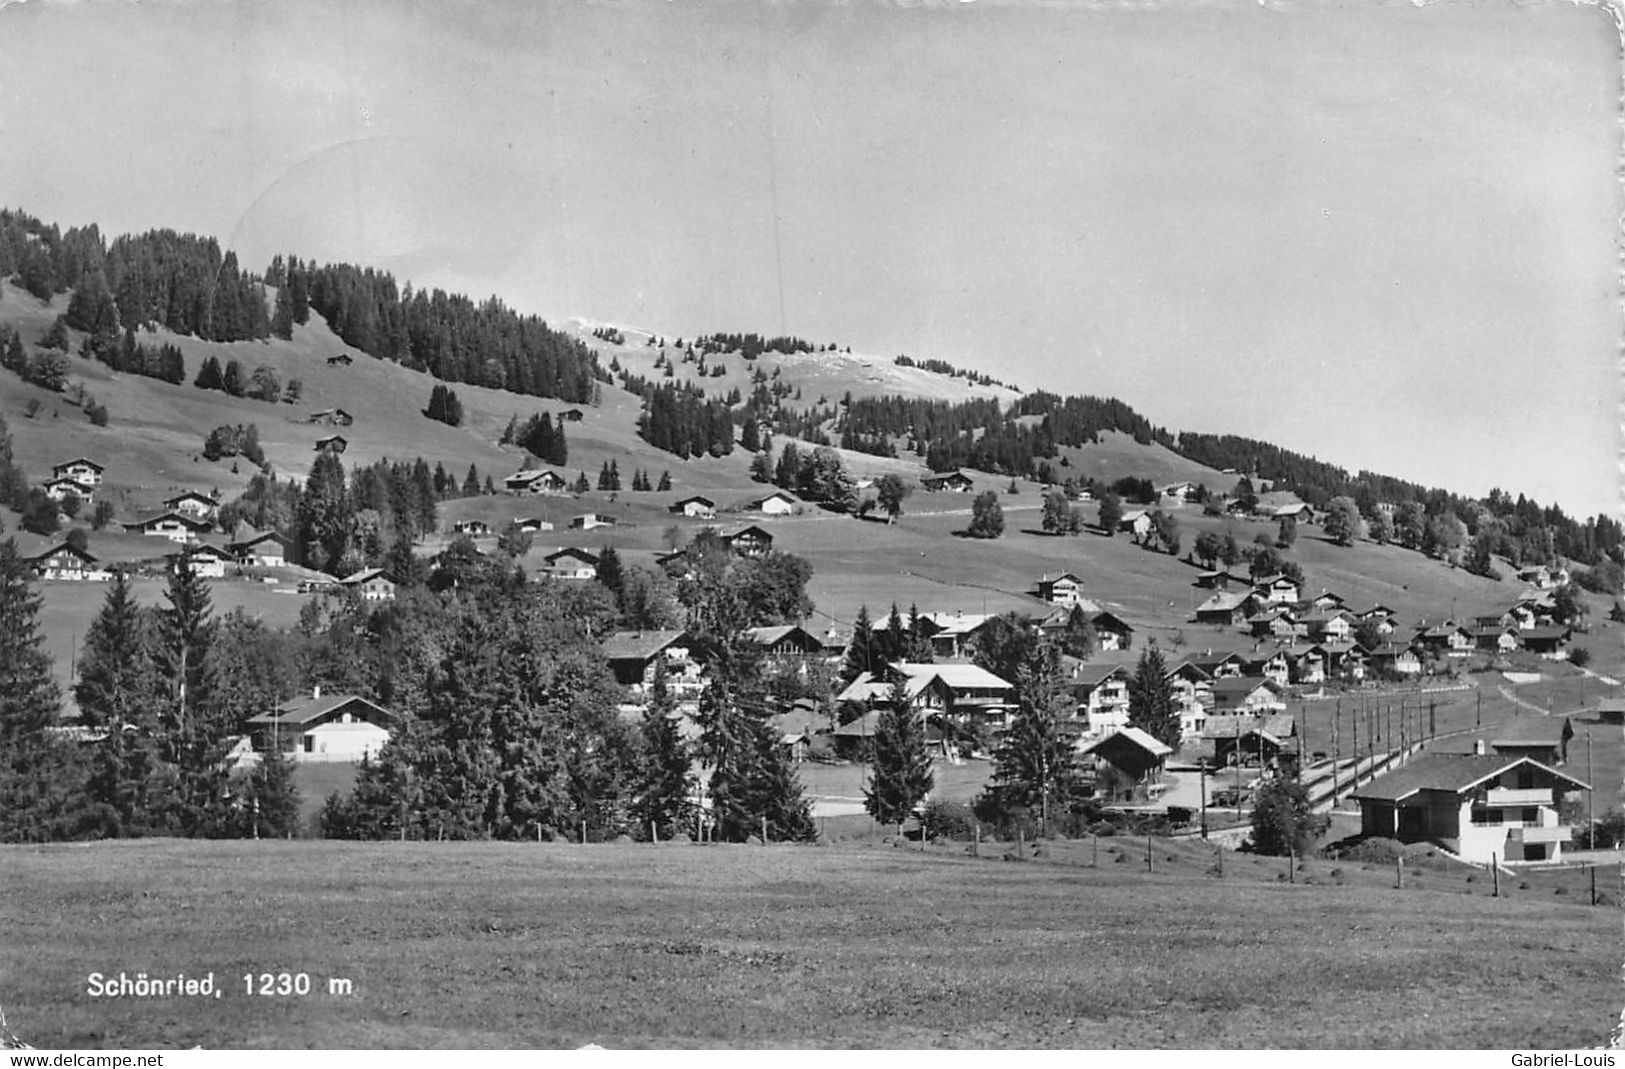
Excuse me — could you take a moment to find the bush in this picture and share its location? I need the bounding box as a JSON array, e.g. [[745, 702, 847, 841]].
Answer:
[[920, 801, 977, 841], [1568, 647, 1592, 669]]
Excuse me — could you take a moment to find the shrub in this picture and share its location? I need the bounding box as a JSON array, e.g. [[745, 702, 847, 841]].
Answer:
[[1568, 647, 1592, 669], [920, 800, 977, 842]]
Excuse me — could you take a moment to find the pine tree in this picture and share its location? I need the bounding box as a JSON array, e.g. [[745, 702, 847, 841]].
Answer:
[[194, 355, 224, 391], [657, 470, 672, 492], [153, 560, 227, 836], [271, 283, 295, 339], [222, 358, 246, 397], [1127, 643, 1180, 750], [749, 451, 772, 483], [574, 471, 590, 494], [74, 573, 167, 834], [696, 637, 813, 842], [608, 459, 621, 491], [596, 546, 624, 601], [242, 745, 302, 838], [986, 642, 1077, 831], [299, 451, 352, 574], [462, 464, 480, 497], [635, 659, 692, 839], [0, 540, 85, 842], [842, 604, 878, 685], [864, 673, 934, 831], [598, 461, 613, 491]]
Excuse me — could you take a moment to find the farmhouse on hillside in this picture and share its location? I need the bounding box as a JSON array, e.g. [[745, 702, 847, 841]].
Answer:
[[1351, 751, 1590, 863], [601, 629, 706, 698], [570, 513, 616, 530], [228, 530, 292, 568], [1205, 713, 1298, 768], [122, 511, 211, 544], [921, 470, 975, 493], [669, 495, 717, 519], [721, 525, 774, 558], [27, 541, 102, 581], [172, 543, 234, 579], [1078, 727, 1173, 802], [51, 457, 105, 486], [44, 476, 96, 503], [544, 547, 599, 580], [452, 519, 492, 537], [1089, 611, 1135, 651], [326, 352, 354, 366], [505, 468, 569, 494], [339, 567, 396, 601], [247, 688, 392, 763], [749, 490, 798, 515], [1194, 591, 1254, 626], [314, 434, 348, 454], [163, 491, 220, 523], [1037, 572, 1086, 608]]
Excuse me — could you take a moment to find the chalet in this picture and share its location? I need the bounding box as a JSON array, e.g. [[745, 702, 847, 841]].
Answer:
[[247, 688, 393, 763], [1352, 751, 1590, 863], [1272, 502, 1315, 525], [122, 511, 210, 544], [1414, 622, 1473, 658], [1367, 642, 1423, 677], [569, 513, 616, 531], [921, 471, 975, 493], [1158, 481, 1195, 503], [1164, 662, 1212, 739], [339, 568, 396, 601], [544, 547, 599, 580], [917, 611, 995, 659], [306, 408, 354, 427], [172, 543, 234, 579], [314, 435, 348, 454], [1205, 714, 1298, 768], [744, 624, 825, 658], [722, 525, 774, 558], [1246, 651, 1291, 687], [163, 491, 219, 522], [1489, 716, 1575, 767], [452, 519, 492, 537], [228, 531, 292, 568], [514, 517, 554, 533], [1194, 591, 1254, 626], [1506, 602, 1544, 631], [1314, 640, 1367, 681], [44, 477, 95, 503], [1309, 591, 1347, 611], [1064, 662, 1132, 736], [1207, 677, 1286, 716], [1247, 607, 1302, 642], [1521, 625, 1572, 660], [1283, 645, 1325, 686], [602, 630, 705, 695], [1596, 698, 1625, 726], [1195, 569, 1248, 590], [1037, 572, 1086, 608], [28, 542, 100, 581], [669, 495, 717, 519], [51, 458, 104, 487], [326, 353, 354, 366], [1299, 609, 1353, 644], [749, 490, 798, 516], [560, 408, 585, 422], [1187, 652, 1245, 680], [505, 469, 570, 495], [1515, 565, 1554, 590], [1117, 509, 1153, 540], [1469, 625, 1522, 653], [1089, 611, 1135, 652], [1256, 575, 1301, 605], [839, 661, 1016, 734], [1078, 728, 1172, 801]]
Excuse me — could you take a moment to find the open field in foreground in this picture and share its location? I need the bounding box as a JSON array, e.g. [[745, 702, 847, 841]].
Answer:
[[0, 840, 1616, 1049]]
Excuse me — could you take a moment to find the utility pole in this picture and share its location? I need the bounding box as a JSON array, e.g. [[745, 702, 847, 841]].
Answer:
[[1199, 758, 1209, 840], [1587, 730, 1595, 843]]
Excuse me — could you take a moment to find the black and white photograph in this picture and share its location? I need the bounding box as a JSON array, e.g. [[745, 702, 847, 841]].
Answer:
[[0, 0, 1620, 1052]]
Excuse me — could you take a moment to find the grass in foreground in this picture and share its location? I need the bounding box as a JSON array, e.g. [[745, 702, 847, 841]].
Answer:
[[0, 840, 1615, 1049]]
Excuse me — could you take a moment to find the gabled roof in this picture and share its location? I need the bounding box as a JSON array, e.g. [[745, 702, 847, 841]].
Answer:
[[750, 490, 798, 507], [246, 693, 393, 729], [1490, 716, 1574, 748], [52, 457, 104, 472], [1196, 591, 1251, 613], [545, 546, 600, 565], [722, 524, 773, 542], [1067, 661, 1131, 688], [228, 530, 292, 551], [178, 543, 234, 560], [164, 490, 217, 506], [891, 661, 1014, 692], [1089, 610, 1134, 634], [1210, 676, 1283, 699], [1077, 727, 1173, 760], [124, 511, 211, 531], [1522, 625, 1572, 642], [340, 567, 392, 585], [601, 629, 692, 662], [1202, 713, 1296, 741], [1352, 753, 1589, 803], [30, 541, 97, 564], [918, 611, 993, 636], [743, 624, 821, 649], [670, 495, 716, 508]]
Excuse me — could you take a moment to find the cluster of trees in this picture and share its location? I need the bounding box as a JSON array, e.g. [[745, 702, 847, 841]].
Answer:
[[892, 353, 1014, 390], [637, 383, 735, 459], [269, 255, 602, 404], [768, 443, 857, 512], [590, 325, 626, 345], [194, 357, 286, 403], [967, 491, 1004, 539], [500, 412, 570, 466], [201, 424, 265, 466], [0, 212, 271, 342], [424, 384, 464, 427], [0, 325, 69, 393], [1012, 391, 1176, 450], [76, 325, 187, 386], [692, 332, 822, 359], [0, 554, 301, 842]]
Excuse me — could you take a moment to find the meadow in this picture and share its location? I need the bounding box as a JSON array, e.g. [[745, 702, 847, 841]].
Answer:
[[0, 839, 1616, 1050]]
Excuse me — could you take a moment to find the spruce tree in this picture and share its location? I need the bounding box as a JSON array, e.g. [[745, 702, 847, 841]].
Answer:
[[222, 358, 246, 397], [596, 546, 624, 601], [153, 558, 228, 835], [0, 539, 85, 842], [462, 464, 480, 497], [657, 470, 672, 492], [864, 674, 934, 832], [841, 604, 877, 685], [598, 461, 613, 491], [242, 745, 302, 838], [635, 659, 692, 839], [1127, 643, 1181, 750], [986, 642, 1077, 831]]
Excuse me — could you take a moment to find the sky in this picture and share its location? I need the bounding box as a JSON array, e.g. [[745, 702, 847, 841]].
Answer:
[[0, 0, 1618, 517]]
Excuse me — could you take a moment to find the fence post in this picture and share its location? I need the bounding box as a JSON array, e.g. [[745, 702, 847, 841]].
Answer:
[[1396, 856, 1403, 889], [1146, 834, 1153, 873], [1590, 865, 1596, 907], [1492, 854, 1499, 897], [972, 823, 979, 858]]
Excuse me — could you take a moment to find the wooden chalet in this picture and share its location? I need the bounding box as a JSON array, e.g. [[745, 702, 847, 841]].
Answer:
[[247, 688, 393, 764]]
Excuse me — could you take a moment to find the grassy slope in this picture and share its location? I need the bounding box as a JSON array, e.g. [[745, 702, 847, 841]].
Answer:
[[0, 840, 1614, 1049]]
